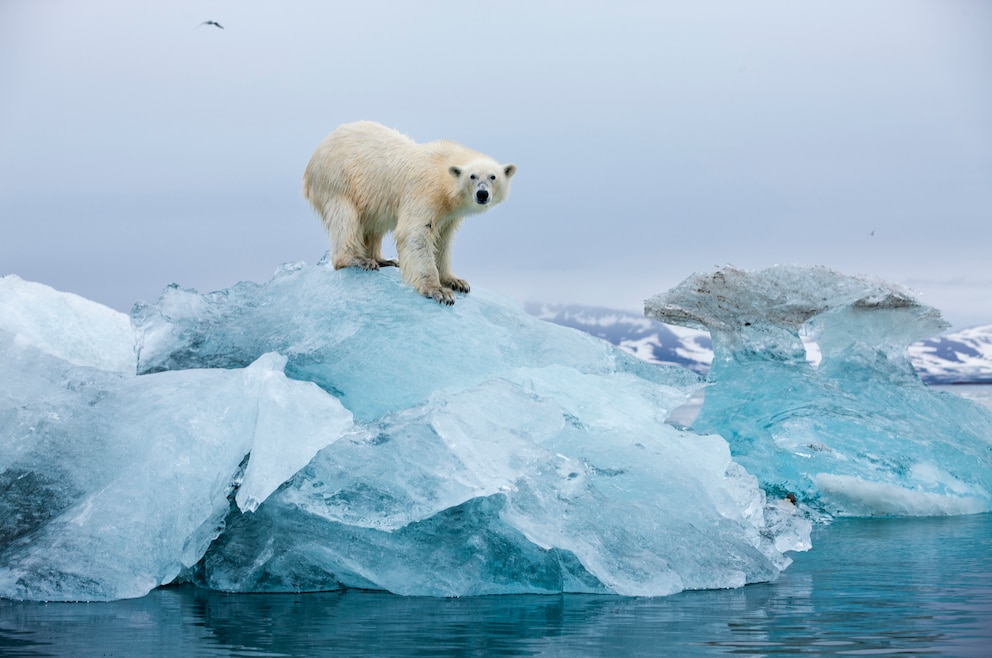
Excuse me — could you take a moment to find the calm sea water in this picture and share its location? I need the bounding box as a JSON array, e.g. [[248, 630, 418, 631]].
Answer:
[[1, 515, 989, 657]]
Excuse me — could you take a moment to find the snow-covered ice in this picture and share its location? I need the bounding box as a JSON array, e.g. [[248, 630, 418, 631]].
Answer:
[[0, 275, 133, 373]]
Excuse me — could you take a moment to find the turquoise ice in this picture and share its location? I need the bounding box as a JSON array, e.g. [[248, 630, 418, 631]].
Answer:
[[1, 264, 805, 601], [646, 265, 992, 517], [6, 261, 989, 603]]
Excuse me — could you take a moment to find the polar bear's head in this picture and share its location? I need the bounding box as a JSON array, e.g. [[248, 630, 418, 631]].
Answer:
[[449, 159, 516, 211]]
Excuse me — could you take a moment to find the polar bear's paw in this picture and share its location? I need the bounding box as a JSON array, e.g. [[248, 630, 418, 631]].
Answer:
[[424, 286, 456, 306], [441, 276, 471, 294], [341, 256, 383, 271]]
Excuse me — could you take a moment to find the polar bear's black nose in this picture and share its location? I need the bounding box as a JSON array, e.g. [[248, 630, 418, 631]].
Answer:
[[475, 189, 490, 204]]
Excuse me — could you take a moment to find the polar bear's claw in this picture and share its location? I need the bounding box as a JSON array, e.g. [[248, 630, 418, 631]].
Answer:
[[442, 277, 471, 293], [427, 287, 456, 305], [350, 257, 381, 271]]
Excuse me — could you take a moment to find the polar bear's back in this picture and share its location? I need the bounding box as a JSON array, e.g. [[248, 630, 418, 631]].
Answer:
[[303, 122, 413, 210], [302, 121, 484, 219]]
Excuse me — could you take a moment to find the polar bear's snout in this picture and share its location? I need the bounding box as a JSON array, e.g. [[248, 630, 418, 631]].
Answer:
[[475, 186, 491, 205]]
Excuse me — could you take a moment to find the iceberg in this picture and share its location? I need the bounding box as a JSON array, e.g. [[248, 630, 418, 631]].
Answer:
[[646, 265, 992, 517], [6, 260, 986, 602], [1, 261, 808, 601]]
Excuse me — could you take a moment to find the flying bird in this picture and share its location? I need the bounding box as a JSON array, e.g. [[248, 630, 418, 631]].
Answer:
[[199, 20, 224, 29]]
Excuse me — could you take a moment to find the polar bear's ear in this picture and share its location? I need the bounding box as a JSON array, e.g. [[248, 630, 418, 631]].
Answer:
[[448, 166, 462, 178], [503, 164, 517, 179]]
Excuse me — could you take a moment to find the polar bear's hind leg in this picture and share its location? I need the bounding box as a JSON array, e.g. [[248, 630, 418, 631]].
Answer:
[[322, 197, 379, 270], [364, 228, 398, 268]]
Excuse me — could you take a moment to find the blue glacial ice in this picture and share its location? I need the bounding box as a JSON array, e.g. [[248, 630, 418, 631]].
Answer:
[[1, 264, 808, 601], [0, 278, 354, 600], [646, 265, 992, 518], [3, 260, 989, 603]]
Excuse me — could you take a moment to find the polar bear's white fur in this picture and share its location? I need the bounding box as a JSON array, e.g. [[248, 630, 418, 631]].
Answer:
[[303, 121, 516, 305]]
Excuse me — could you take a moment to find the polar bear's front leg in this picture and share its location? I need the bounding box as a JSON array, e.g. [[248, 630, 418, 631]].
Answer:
[[394, 216, 455, 305], [436, 217, 470, 294]]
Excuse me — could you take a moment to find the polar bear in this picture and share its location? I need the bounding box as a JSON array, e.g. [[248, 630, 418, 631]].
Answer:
[[303, 121, 516, 305]]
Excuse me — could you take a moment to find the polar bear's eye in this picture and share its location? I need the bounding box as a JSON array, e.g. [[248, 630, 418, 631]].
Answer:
[[489, 174, 496, 181], [469, 174, 477, 180]]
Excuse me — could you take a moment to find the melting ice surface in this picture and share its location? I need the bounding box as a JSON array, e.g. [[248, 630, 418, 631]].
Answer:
[[647, 265, 992, 518], [1, 264, 809, 602]]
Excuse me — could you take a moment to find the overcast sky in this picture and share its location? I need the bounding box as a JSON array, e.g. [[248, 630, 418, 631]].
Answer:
[[2, 0, 990, 329]]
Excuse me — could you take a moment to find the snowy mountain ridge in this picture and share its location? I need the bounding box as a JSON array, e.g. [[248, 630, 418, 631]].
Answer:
[[909, 324, 992, 384], [527, 303, 992, 384]]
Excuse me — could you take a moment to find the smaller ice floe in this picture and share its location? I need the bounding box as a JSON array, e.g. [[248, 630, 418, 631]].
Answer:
[[646, 265, 992, 517]]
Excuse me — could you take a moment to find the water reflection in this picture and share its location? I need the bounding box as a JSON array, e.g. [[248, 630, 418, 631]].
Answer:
[[2, 515, 990, 657]]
